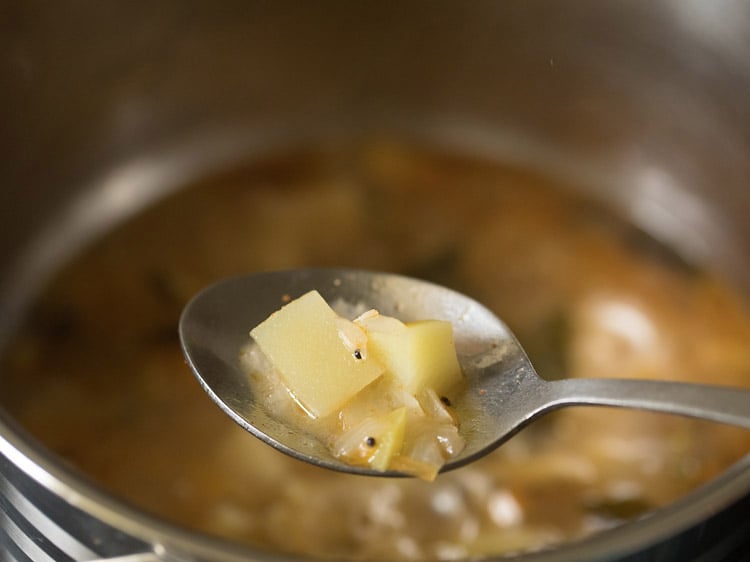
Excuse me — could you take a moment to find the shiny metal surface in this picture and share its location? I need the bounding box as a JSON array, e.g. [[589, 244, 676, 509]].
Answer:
[[0, 451, 159, 561], [180, 269, 750, 476], [2, 1, 750, 561]]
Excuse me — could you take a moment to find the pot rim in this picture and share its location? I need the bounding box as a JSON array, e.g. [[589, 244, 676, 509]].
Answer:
[[2, 410, 749, 562]]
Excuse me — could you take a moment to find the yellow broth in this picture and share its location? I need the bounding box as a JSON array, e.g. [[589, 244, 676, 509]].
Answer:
[[2, 142, 750, 560]]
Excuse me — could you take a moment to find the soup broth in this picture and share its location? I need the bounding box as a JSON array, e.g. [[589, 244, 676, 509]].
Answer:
[[2, 142, 750, 560]]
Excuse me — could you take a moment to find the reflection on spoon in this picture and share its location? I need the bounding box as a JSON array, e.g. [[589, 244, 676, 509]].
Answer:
[[179, 268, 750, 477]]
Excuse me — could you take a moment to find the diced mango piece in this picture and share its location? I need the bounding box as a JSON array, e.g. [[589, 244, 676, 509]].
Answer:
[[367, 319, 462, 395], [250, 290, 384, 418], [369, 407, 408, 472]]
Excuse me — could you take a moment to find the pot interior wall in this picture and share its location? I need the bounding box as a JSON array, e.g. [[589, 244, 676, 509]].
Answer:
[[2, 2, 750, 296]]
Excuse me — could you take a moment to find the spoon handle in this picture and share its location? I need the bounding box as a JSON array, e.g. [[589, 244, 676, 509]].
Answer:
[[547, 378, 750, 428]]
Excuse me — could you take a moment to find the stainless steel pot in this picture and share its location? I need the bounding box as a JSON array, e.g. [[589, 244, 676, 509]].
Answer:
[[1, 2, 749, 560]]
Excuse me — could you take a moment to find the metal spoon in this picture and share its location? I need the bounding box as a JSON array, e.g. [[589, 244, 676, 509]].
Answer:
[[179, 268, 750, 476]]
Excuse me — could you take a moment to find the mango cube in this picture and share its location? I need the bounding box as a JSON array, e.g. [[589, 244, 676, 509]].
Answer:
[[366, 319, 462, 395], [369, 407, 408, 472], [250, 290, 384, 418]]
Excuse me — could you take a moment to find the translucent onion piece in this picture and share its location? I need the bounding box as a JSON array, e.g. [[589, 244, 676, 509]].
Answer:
[[435, 424, 465, 457], [417, 388, 457, 424]]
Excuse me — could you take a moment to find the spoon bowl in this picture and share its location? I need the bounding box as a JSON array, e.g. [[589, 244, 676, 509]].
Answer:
[[179, 268, 750, 476]]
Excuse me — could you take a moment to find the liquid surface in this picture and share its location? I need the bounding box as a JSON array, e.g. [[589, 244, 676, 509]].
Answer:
[[2, 142, 750, 560]]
